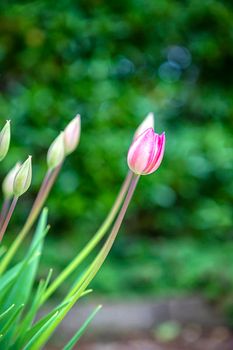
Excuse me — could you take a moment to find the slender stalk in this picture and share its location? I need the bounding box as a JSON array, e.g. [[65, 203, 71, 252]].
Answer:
[[0, 198, 11, 230], [28, 170, 52, 220], [0, 164, 62, 275], [41, 171, 133, 303], [22, 165, 61, 236], [0, 196, 19, 243], [32, 174, 140, 348], [67, 173, 140, 299]]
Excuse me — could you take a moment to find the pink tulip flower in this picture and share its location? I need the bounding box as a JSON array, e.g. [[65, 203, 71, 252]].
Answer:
[[127, 128, 165, 175]]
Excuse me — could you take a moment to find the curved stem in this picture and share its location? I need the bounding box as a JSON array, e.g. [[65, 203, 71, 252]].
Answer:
[[67, 173, 140, 299], [27, 170, 52, 222], [0, 196, 19, 243], [35, 174, 140, 347], [41, 171, 133, 303], [0, 198, 11, 230], [0, 164, 62, 274]]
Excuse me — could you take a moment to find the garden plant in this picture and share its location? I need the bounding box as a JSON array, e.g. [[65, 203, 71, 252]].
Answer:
[[0, 113, 165, 349]]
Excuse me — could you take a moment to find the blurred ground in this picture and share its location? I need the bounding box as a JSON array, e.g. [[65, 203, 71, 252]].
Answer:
[[78, 333, 233, 350], [45, 296, 232, 349], [48, 329, 233, 350]]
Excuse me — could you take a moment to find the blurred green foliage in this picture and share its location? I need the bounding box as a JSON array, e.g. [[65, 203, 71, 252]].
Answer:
[[0, 0, 233, 302]]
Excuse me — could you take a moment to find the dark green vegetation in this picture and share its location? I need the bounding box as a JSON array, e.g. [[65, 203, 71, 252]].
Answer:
[[0, 0, 233, 316]]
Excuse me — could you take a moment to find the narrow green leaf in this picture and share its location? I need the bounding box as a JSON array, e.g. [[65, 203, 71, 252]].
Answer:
[[42, 269, 53, 294], [38, 268, 53, 306], [1, 209, 48, 308], [63, 305, 102, 350], [80, 289, 93, 297], [20, 299, 72, 347], [0, 304, 15, 321], [23, 311, 59, 350], [0, 246, 6, 259], [0, 263, 22, 293], [13, 268, 54, 350], [20, 287, 91, 349], [0, 209, 48, 348], [13, 280, 45, 343], [0, 304, 24, 339]]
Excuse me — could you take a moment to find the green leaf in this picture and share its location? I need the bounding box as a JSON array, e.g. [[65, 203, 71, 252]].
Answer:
[[63, 305, 102, 350], [0, 263, 23, 298], [0, 236, 46, 309], [0, 304, 24, 339], [23, 311, 59, 350], [19, 299, 72, 348], [0, 246, 6, 259], [20, 288, 92, 349], [0, 209, 48, 348], [0, 304, 15, 321], [13, 269, 53, 348], [1, 209, 48, 309], [13, 280, 45, 344]]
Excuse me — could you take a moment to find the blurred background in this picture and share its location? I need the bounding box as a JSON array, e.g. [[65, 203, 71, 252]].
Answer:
[[0, 0, 233, 348]]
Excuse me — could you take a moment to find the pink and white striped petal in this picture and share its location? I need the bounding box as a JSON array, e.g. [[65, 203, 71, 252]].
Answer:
[[127, 128, 165, 176], [146, 132, 165, 174]]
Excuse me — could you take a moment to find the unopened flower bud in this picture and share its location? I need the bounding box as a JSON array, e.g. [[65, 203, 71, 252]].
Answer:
[[64, 114, 81, 155], [2, 162, 21, 199], [13, 156, 32, 197], [128, 128, 165, 175], [47, 132, 65, 170], [0, 120, 11, 161], [134, 112, 154, 140]]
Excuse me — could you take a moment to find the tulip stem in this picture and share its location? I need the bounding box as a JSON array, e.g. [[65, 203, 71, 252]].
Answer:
[[41, 170, 133, 303], [0, 163, 62, 274], [67, 173, 140, 299], [81, 173, 140, 288], [0, 196, 18, 243], [0, 198, 11, 231], [38, 174, 140, 342]]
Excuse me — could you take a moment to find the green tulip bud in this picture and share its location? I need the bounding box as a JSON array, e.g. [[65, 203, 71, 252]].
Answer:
[[47, 132, 65, 170], [13, 156, 32, 197], [2, 162, 21, 199]]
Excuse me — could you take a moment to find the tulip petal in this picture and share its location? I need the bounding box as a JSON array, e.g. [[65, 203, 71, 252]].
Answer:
[[146, 132, 165, 174], [142, 132, 159, 174], [127, 128, 155, 175]]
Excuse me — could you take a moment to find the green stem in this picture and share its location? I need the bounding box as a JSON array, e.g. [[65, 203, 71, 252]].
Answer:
[[41, 171, 133, 303], [67, 173, 140, 299], [30, 174, 140, 349], [0, 164, 62, 274]]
